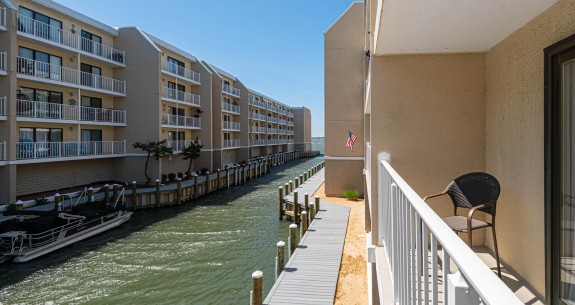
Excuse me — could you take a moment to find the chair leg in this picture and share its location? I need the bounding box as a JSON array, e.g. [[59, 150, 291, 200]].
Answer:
[[492, 224, 502, 278]]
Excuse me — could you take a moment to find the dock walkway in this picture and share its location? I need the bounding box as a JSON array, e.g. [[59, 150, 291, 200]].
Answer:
[[283, 169, 325, 206]]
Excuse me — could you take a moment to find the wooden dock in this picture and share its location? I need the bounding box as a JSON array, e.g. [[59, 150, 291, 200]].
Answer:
[[283, 169, 325, 206], [264, 200, 350, 304]]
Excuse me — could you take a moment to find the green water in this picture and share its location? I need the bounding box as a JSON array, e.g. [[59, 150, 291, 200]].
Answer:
[[0, 157, 323, 305]]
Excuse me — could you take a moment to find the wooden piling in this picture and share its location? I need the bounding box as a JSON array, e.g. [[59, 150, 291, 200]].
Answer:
[[288, 180, 293, 194], [295, 177, 299, 189], [301, 211, 308, 236], [131, 181, 137, 209], [193, 175, 199, 198], [310, 202, 315, 220], [176, 178, 182, 204], [216, 169, 221, 190], [304, 172, 308, 181], [304, 193, 310, 228], [251, 270, 263, 305], [276, 241, 286, 280], [54, 193, 61, 212], [112, 184, 119, 203], [315, 196, 320, 212], [278, 186, 284, 220], [87, 187, 94, 203], [299, 174, 304, 185], [293, 191, 299, 224], [155, 179, 161, 206], [103, 184, 110, 202], [289, 223, 298, 256], [226, 168, 230, 188], [205, 172, 211, 194]]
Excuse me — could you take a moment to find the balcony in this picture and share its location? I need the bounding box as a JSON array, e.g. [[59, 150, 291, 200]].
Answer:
[[0, 51, 6, 75], [161, 60, 201, 85], [287, 130, 294, 135], [166, 139, 201, 152], [267, 139, 278, 145], [222, 102, 240, 114], [0, 141, 5, 161], [267, 104, 278, 112], [372, 155, 522, 304], [0, 7, 6, 31], [17, 57, 126, 96], [222, 139, 240, 148], [252, 126, 267, 133], [251, 139, 267, 146], [161, 113, 201, 129], [17, 100, 126, 126], [17, 14, 125, 66], [16, 140, 126, 161], [288, 121, 295, 127], [222, 84, 241, 98], [161, 86, 201, 107], [267, 128, 278, 134], [0, 97, 5, 119], [222, 121, 240, 131], [250, 112, 267, 122], [287, 112, 295, 118], [278, 119, 287, 125], [267, 116, 278, 123], [249, 97, 267, 109]]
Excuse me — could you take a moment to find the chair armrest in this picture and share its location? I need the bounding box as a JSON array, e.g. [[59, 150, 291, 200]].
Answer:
[[423, 192, 446, 202], [467, 203, 496, 227]]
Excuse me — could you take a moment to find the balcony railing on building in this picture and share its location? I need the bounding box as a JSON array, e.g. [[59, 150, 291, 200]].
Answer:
[[0, 141, 5, 161], [287, 121, 294, 127], [222, 102, 240, 114], [166, 139, 201, 152], [267, 128, 278, 134], [287, 130, 294, 135], [287, 112, 294, 118], [375, 155, 522, 304], [0, 7, 6, 31], [17, 100, 126, 125], [17, 57, 126, 95], [278, 109, 288, 115], [267, 116, 278, 123], [267, 104, 278, 112], [222, 121, 240, 131], [161, 60, 200, 84], [222, 84, 241, 97], [0, 51, 6, 75], [278, 119, 287, 125], [161, 113, 200, 129], [16, 140, 126, 160], [222, 139, 240, 148], [251, 139, 267, 146], [267, 139, 278, 145], [17, 14, 125, 65], [0, 96, 5, 117], [252, 126, 267, 133], [249, 97, 267, 109], [250, 112, 266, 121], [161, 86, 201, 107]]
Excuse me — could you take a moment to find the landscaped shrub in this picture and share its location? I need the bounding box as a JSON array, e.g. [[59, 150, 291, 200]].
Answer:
[[161, 174, 168, 183], [35, 198, 49, 206], [168, 173, 177, 181], [343, 189, 360, 201], [200, 168, 209, 175]]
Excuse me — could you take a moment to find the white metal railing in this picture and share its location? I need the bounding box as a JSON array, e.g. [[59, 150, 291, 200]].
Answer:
[[250, 112, 266, 121], [278, 119, 287, 125], [287, 112, 294, 118], [161, 60, 200, 84], [0, 7, 6, 29], [17, 14, 125, 65], [287, 139, 294, 144], [222, 139, 240, 148], [222, 121, 240, 131], [161, 113, 201, 128], [222, 102, 240, 114], [267, 128, 278, 134], [251, 139, 267, 146], [16, 140, 126, 160], [288, 121, 294, 126], [252, 126, 267, 133], [377, 156, 523, 304], [17, 57, 126, 95], [278, 109, 288, 115], [161, 86, 201, 106], [0, 141, 5, 161], [0, 51, 6, 73], [249, 97, 267, 109], [267, 116, 278, 123], [222, 84, 240, 97], [287, 130, 294, 135], [267, 139, 278, 145], [267, 104, 278, 112], [0, 96, 5, 116], [166, 139, 201, 152], [17, 100, 126, 124]]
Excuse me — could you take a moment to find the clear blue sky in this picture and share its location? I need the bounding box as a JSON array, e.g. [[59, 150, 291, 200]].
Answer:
[[54, 0, 357, 137]]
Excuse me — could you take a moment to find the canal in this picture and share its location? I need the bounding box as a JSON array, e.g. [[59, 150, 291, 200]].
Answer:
[[0, 156, 324, 305]]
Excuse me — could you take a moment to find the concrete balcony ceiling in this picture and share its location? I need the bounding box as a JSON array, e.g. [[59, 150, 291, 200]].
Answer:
[[374, 0, 558, 55]]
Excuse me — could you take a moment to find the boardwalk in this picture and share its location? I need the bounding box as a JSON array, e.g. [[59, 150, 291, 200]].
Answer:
[[264, 201, 350, 304], [283, 169, 325, 205]]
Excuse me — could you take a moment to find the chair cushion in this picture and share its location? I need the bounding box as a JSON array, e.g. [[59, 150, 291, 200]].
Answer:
[[442, 216, 490, 232]]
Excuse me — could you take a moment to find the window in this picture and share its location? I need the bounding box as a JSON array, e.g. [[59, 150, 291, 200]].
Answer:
[[80, 30, 102, 56], [223, 115, 230, 122], [168, 131, 185, 141], [80, 63, 102, 88], [81, 129, 102, 155], [223, 80, 230, 86], [167, 82, 185, 100], [223, 97, 231, 104], [167, 57, 185, 76], [20, 87, 63, 104], [19, 127, 62, 142], [18, 47, 62, 80], [81, 96, 103, 121], [168, 107, 185, 116], [18, 6, 62, 42], [224, 133, 230, 141]]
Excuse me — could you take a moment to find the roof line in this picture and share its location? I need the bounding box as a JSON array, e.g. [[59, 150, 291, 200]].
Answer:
[[143, 31, 198, 62], [324, 1, 363, 34]]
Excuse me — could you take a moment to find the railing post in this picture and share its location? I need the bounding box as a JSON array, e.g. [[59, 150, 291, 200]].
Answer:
[[289, 223, 298, 256], [279, 186, 284, 220], [447, 271, 480, 305], [276, 241, 286, 280]]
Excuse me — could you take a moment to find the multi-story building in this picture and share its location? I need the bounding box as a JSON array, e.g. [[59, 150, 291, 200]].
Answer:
[[0, 0, 312, 204], [292, 107, 311, 152], [326, 0, 575, 304]]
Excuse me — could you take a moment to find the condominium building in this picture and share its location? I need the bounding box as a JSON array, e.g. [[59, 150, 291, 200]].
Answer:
[[326, 0, 575, 304], [0, 0, 312, 204]]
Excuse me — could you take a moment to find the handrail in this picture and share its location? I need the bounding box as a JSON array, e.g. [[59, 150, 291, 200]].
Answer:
[[161, 86, 201, 106], [17, 100, 126, 124], [222, 84, 241, 97], [16, 140, 127, 160], [161, 113, 200, 128], [378, 158, 522, 304], [222, 102, 240, 114], [161, 60, 200, 83], [73, 188, 88, 207]]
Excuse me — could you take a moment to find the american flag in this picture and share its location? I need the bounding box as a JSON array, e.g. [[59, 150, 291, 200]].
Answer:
[[346, 130, 357, 151]]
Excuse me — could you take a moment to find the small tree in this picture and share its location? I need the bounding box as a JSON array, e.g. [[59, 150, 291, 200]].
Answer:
[[181, 137, 204, 175], [133, 139, 173, 186]]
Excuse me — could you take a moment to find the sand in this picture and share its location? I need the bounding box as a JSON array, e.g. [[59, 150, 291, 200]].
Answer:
[[313, 184, 368, 305]]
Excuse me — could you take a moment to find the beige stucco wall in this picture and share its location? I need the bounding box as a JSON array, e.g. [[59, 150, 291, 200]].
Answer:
[[484, 0, 575, 296], [324, 2, 365, 196]]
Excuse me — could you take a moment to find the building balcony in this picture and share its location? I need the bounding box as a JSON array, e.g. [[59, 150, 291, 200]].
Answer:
[[0, 7, 6, 31], [222, 84, 241, 98], [267, 104, 278, 112], [17, 14, 125, 66], [278, 139, 294, 144], [287, 121, 294, 127], [222, 121, 240, 131], [0, 141, 5, 161], [0, 97, 5, 120], [166, 139, 201, 152], [16, 100, 126, 126], [267, 139, 278, 145], [251, 139, 267, 146], [161, 60, 201, 85], [16, 57, 126, 96], [249, 97, 267, 109], [0, 51, 6, 76], [161, 113, 201, 129], [287, 112, 295, 118], [222, 139, 240, 149], [371, 155, 523, 304], [161, 86, 201, 107], [250, 112, 267, 121], [16, 140, 126, 162], [222, 102, 240, 114], [287, 130, 294, 135], [267, 128, 278, 134], [251, 126, 267, 133], [278, 119, 287, 125], [267, 116, 278, 123]]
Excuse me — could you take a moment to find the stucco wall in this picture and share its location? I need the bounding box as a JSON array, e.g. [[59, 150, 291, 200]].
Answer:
[[484, 0, 575, 296]]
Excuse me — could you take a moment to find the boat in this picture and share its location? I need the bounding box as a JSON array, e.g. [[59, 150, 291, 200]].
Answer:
[[0, 189, 132, 263]]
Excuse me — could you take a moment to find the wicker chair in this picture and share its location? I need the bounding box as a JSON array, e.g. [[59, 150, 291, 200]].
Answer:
[[423, 172, 502, 278]]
